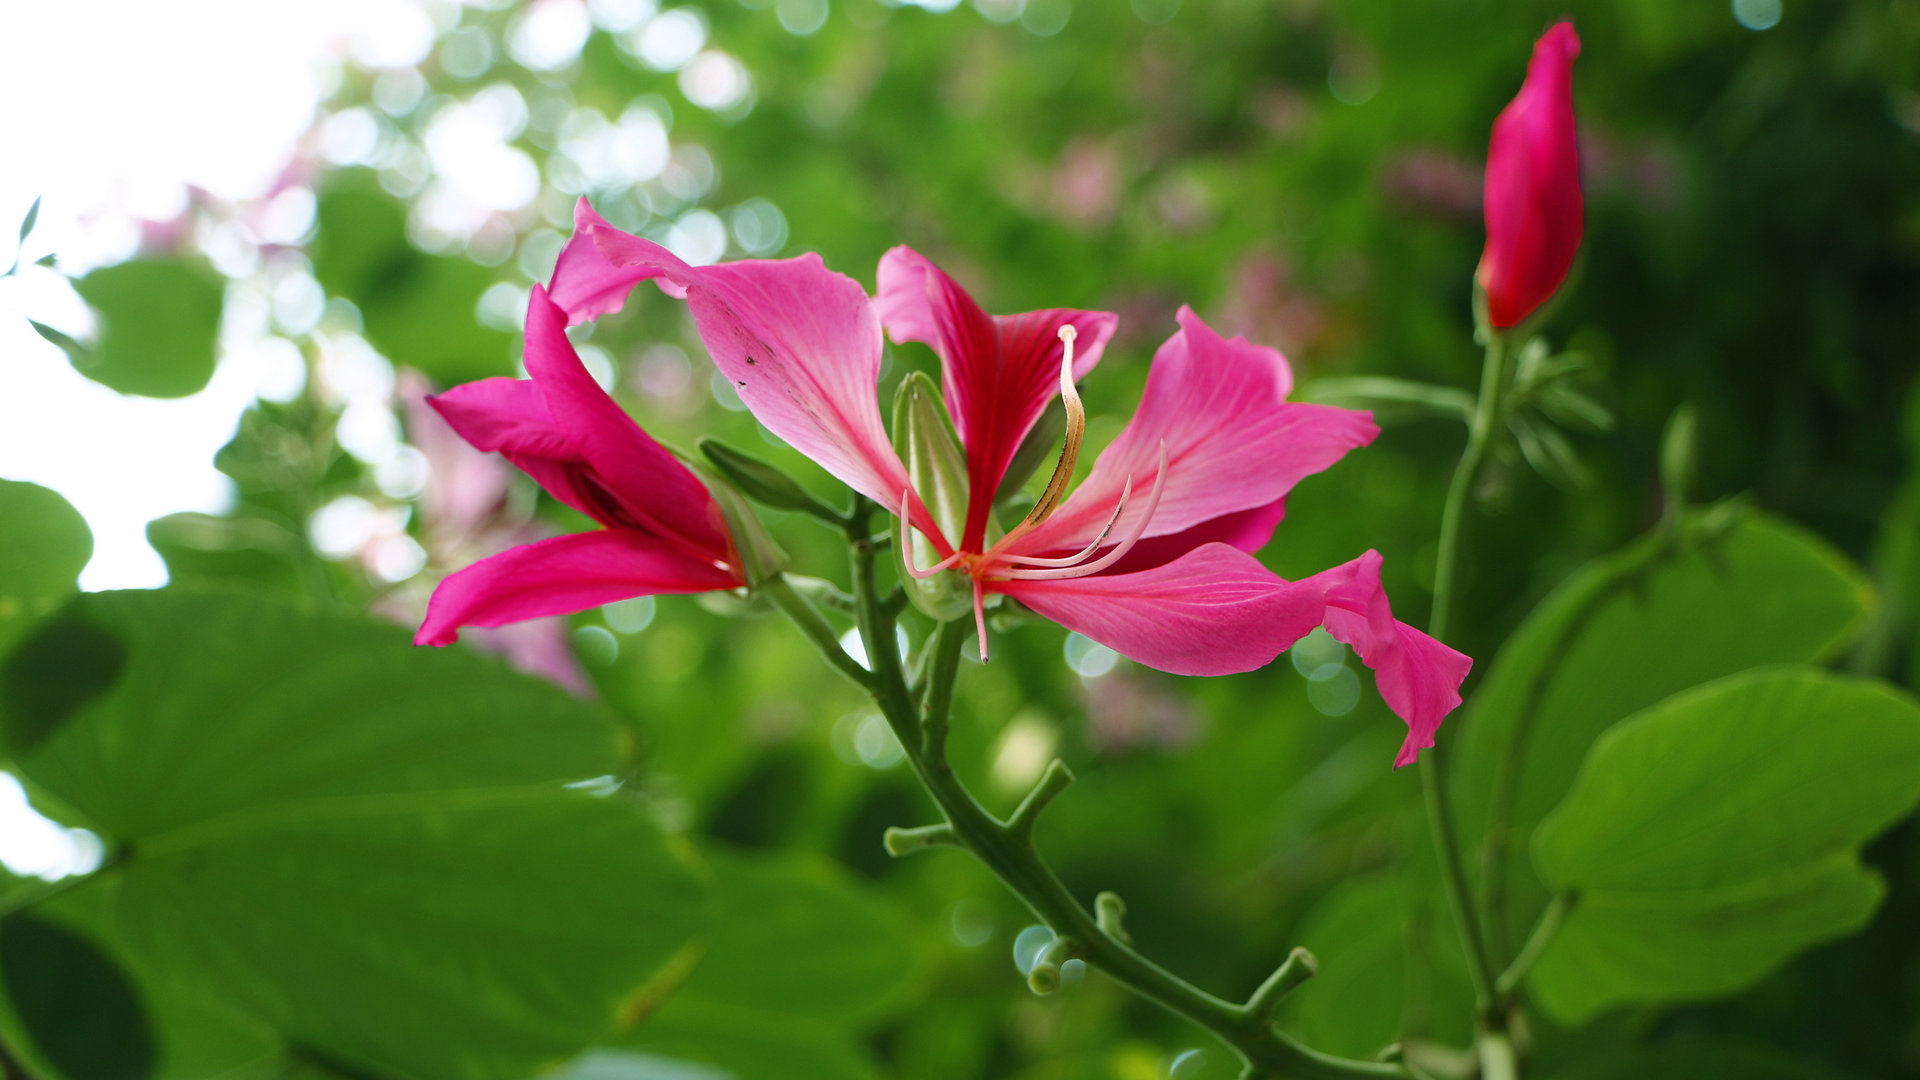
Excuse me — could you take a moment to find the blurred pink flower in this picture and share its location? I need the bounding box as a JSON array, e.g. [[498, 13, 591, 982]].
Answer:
[[1478, 21, 1583, 329]]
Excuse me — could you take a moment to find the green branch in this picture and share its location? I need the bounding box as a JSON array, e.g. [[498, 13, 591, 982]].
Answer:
[[795, 500, 1405, 1080]]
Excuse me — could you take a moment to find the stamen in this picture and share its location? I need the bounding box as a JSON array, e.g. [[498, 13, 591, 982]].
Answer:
[[998, 475, 1133, 567], [973, 578, 990, 663], [899, 488, 968, 579], [994, 441, 1170, 582], [1014, 325, 1086, 532]]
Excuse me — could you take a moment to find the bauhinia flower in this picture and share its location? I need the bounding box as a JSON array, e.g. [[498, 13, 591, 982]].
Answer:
[[413, 284, 744, 647], [1478, 20, 1583, 329], [547, 202, 1470, 765]]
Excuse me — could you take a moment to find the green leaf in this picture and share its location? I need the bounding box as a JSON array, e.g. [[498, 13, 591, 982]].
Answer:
[[68, 259, 225, 399], [309, 171, 514, 384], [672, 849, 914, 1023], [0, 480, 91, 659], [0, 913, 157, 1080], [1455, 510, 1872, 950], [1278, 873, 1472, 1060], [1528, 668, 1920, 1022], [1543, 1039, 1857, 1080], [622, 1000, 883, 1080], [1298, 375, 1476, 426], [1, 590, 710, 1080]]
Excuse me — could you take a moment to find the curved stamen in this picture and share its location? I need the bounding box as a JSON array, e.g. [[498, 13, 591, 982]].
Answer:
[[992, 441, 1170, 582], [972, 578, 990, 663], [998, 475, 1133, 567], [899, 489, 968, 579], [1014, 325, 1086, 532]]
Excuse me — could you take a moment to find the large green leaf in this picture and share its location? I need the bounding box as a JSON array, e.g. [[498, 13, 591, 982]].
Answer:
[[0, 590, 709, 1080], [1454, 511, 1872, 947], [67, 259, 225, 398], [619, 1000, 883, 1080], [1527, 668, 1920, 1023], [670, 848, 915, 1023], [0, 913, 156, 1080], [1278, 873, 1472, 1060], [309, 171, 515, 384], [1543, 1039, 1857, 1080], [0, 480, 91, 659]]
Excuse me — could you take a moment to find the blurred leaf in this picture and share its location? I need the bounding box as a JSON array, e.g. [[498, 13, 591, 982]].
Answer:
[[0, 479, 91, 658], [1543, 1040, 1858, 1080], [68, 259, 224, 399], [0, 913, 157, 1080], [309, 170, 514, 384], [146, 512, 309, 597], [1299, 376, 1475, 426], [1, 590, 710, 1080], [623, 1000, 882, 1080], [1456, 511, 1873, 950], [672, 848, 915, 1023], [18, 196, 40, 245], [1278, 873, 1472, 1060], [1529, 668, 1920, 1023]]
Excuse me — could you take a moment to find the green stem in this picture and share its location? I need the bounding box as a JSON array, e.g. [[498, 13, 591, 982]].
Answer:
[[759, 574, 873, 692], [1496, 893, 1573, 999], [1421, 335, 1507, 1027], [824, 503, 1402, 1080]]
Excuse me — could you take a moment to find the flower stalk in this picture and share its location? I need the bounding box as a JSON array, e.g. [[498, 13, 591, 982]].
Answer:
[[762, 498, 1410, 1080]]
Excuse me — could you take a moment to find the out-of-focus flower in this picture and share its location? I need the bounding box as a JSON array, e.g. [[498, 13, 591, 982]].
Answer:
[[547, 206, 1470, 765], [1478, 21, 1583, 329], [413, 285, 744, 649], [388, 369, 591, 695]]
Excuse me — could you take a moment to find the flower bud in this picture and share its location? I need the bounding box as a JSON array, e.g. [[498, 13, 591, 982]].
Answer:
[[1478, 22, 1583, 329], [892, 372, 976, 622]]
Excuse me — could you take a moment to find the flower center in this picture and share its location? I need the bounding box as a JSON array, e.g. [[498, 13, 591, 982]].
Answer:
[[899, 325, 1170, 660]]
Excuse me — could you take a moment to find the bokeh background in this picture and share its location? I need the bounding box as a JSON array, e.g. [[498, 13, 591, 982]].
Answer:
[[3, 1, 1920, 1078]]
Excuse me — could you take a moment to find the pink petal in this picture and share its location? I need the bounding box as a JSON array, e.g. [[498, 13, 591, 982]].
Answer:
[[1094, 496, 1289, 576], [417, 530, 741, 647], [876, 247, 1116, 549], [520, 285, 734, 557], [1302, 550, 1473, 767], [996, 544, 1325, 677], [1478, 22, 1582, 328], [588, 227, 946, 549], [1018, 308, 1376, 557], [548, 198, 675, 324]]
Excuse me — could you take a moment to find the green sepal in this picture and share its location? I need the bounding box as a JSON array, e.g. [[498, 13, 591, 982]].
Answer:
[[698, 437, 833, 518], [892, 372, 974, 623], [686, 459, 788, 589]]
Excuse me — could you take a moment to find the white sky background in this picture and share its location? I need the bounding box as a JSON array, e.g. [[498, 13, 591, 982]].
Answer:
[[0, 0, 439, 590]]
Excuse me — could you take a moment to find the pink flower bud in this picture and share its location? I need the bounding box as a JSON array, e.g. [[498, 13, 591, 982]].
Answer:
[[1478, 22, 1583, 329]]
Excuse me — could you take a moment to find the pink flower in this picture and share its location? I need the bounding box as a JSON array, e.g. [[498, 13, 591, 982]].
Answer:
[[548, 202, 1469, 765], [1478, 21, 1583, 329], [413, 284, 744, 648]]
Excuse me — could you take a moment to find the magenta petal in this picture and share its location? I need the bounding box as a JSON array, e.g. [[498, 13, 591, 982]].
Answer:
[[877, 246, 1115, 549], [429, 377, 577, 461], [520, 285, 733, 554], [1303, 551, 1473, 767], [1479, 22, 1582, 328], [548, 198, 674, 324], [1019, 308, 1377, 557], [996, 544, 1325, 677], [1093, 496, 1289, 576], [416, 530, 741, 647], [588, 228, 944, 546]]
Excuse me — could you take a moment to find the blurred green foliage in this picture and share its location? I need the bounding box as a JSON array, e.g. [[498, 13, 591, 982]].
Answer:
[[5, 1, 1920, 1079]]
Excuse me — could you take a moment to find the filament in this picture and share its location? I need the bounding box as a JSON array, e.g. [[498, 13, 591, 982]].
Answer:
[[992, 441, 1169, 582]]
